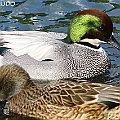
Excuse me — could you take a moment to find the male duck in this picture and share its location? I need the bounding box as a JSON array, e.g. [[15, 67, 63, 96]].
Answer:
[[0, 64, 120, 120], [0, 9, 120, 80]]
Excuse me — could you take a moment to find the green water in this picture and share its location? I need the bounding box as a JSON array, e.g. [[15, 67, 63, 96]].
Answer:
[[0, 0, 120, 120]]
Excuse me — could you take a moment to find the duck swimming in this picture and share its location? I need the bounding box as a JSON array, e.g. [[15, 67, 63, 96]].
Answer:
[[0, 9, 120, 80], [0, 64, 120, 120]]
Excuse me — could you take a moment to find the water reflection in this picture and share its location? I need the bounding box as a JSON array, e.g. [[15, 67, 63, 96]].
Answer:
[[0, 0, 119, 32], [0, 112, 41, 120]]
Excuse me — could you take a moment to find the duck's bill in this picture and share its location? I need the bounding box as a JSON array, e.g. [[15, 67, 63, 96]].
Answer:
[[108, 35, 120, 50], [0, 100, 7, 113]]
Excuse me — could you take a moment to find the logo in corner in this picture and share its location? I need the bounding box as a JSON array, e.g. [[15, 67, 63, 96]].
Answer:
[[1, 1, 15, 6]]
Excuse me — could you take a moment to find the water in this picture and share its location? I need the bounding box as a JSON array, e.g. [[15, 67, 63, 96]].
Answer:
[[0, 0, 120, 120]]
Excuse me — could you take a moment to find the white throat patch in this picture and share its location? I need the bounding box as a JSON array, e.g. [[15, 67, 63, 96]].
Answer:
[[80, 38, 106, 47]]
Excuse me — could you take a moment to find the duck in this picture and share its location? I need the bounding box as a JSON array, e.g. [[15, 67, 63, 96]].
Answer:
[[0, 9, 120, 80], [0, 64, 120, 120]]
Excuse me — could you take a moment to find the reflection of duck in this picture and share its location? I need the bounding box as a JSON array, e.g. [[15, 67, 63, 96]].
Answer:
[[0, 64, 119, 120], [0, 9, 120, 80]]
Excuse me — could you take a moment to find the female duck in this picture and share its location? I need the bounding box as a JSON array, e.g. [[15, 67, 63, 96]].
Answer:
[[0, 64, 120, 120], [0, 9, 120, 80]]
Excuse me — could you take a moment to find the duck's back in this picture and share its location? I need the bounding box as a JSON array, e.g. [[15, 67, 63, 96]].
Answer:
[[0, 31, 110, 80]]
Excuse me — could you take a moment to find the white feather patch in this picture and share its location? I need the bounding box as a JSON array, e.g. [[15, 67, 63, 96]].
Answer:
[[0, 31, 67, 61]]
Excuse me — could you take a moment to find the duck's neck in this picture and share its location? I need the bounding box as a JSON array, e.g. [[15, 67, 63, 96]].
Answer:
[[23, 79, 50, 97], [62, 36, 100, 49], [62, 35, 73, 44], [77, 41, 100, 49]]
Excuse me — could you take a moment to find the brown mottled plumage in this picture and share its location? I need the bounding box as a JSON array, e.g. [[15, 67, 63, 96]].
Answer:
[[0, 64, 120, 120]]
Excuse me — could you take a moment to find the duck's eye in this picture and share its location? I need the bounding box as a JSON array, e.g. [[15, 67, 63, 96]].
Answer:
[[97, 25, 105, 31]]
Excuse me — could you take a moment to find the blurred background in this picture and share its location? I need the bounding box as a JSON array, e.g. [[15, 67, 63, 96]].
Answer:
[[0, 0, 120, 120], [0, 0, 120, 32]]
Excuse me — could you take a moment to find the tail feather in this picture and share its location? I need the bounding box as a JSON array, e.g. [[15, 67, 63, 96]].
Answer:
[[98, 85, 120, 103]]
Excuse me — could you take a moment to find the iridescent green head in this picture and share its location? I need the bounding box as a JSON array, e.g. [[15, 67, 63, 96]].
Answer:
[[70, 14, 102, 42], [64, 9, 120, 50]]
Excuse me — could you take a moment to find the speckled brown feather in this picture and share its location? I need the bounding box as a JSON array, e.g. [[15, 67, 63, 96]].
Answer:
[[8, 77, 120, 119], [0, 64, 119, 120], [0, 64, 30, 100]]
